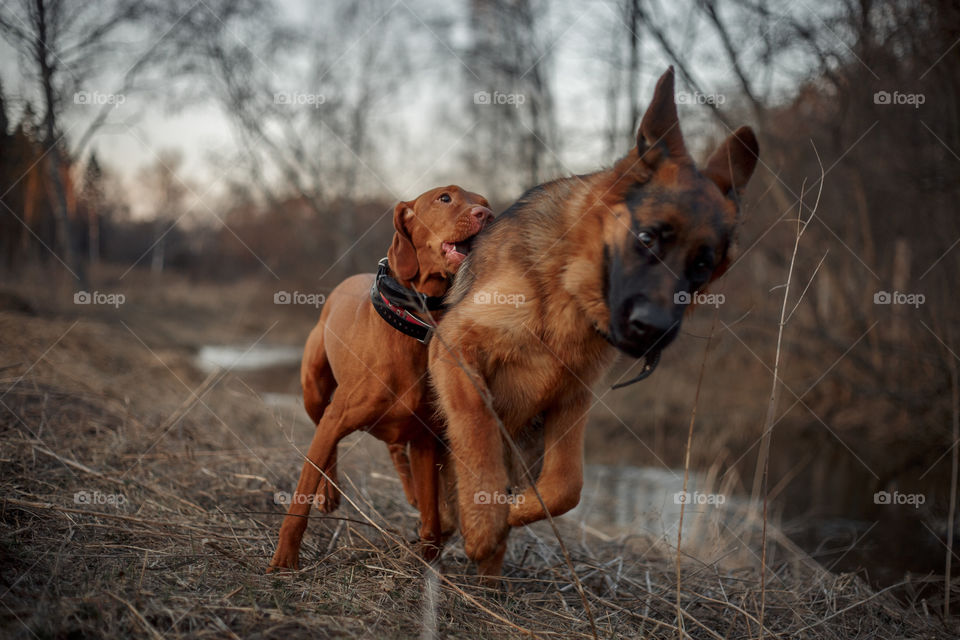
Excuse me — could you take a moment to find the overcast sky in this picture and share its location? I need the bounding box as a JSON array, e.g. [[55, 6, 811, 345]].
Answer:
[[0, 0, 815, 218]]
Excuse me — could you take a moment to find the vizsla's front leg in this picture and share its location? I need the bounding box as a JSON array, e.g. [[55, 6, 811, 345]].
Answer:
[[508, 391, 590, 527], [429, 343, 510, 579], [388, 443, 418, 508]]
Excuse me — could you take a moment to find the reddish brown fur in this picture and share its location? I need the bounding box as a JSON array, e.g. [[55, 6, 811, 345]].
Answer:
[[269, 185, 491, 571], [428, 68, 759, 578]]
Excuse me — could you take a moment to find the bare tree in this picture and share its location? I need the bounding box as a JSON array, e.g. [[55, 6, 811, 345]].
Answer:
[[187, 0, 412, 276], [600, 0, 645, 159], [0, 0, 268, 282], [462, 0, 559, 197], [138, 150, 188, 275]]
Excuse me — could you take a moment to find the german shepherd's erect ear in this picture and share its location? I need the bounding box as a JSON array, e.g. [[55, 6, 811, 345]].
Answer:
[[636, 66, 687, 167], [701, 126, 759, 279], [702, 126, 760, 201]]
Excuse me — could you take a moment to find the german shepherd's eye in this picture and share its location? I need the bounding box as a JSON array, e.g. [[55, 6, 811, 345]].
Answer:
[[438, 193, 451, 203], [688, 247, 715, 283], [636, 230, 656, 249]]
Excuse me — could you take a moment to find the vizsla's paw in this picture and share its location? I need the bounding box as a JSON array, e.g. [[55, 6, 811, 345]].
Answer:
[[268, 544, 300, 573]]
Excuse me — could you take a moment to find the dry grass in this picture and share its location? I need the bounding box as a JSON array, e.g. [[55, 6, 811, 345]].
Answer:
[[0, 284, 956, 638]]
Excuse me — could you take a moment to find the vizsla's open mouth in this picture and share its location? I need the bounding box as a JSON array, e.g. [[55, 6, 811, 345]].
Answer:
[[441, 235, 476, 264], [441, 206, 492, 266]]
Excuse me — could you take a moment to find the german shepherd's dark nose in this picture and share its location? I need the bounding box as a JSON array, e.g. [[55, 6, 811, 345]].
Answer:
[[620, 296, 681, 357]]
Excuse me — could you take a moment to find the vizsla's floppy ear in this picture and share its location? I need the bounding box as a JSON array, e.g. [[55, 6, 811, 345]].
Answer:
[[388, 201, 419, 282], [637, 67, 687, 164], [703, 126, 760, 198]]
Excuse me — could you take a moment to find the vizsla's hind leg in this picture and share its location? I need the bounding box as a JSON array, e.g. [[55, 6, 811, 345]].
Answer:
[[388, 443, 418, 508], [269, 399, 358, 572], [315, 447, 340, 513], [301, 339, 343, 515], [302, 340, 334, 425]]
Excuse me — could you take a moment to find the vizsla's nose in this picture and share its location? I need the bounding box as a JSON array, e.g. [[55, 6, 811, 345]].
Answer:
[[470, 206, 493, 224]]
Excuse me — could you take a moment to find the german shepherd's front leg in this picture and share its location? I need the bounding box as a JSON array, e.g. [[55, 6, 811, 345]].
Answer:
[[429, 341, 510, 580], [508, 390, 590, 527]]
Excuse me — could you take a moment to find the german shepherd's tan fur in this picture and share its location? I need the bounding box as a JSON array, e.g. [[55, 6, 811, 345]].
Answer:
[[428, 68, 759, 577]]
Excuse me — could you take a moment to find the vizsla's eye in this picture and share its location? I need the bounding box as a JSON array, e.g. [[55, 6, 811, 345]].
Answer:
[[438, 193, 451, 203]]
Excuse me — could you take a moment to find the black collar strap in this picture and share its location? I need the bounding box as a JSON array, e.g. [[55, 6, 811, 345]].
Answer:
[[375, 258, 447, 311], [370, 257, 443, 344]]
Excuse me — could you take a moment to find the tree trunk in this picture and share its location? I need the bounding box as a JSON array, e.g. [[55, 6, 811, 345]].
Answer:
[[35, 0, 86, 286]]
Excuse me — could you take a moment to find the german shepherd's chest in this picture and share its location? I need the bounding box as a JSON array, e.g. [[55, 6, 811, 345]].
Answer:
[[482, 316, 614, 429]]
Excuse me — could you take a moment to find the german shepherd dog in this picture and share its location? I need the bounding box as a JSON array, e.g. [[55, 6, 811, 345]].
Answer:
[[428, 68, 759, 578]]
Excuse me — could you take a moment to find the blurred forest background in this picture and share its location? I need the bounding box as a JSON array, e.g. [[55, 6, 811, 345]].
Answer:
[[2, 0, 959, 597]]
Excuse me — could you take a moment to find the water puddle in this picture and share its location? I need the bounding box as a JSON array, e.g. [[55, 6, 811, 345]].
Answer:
[[195, 344, 302, 373], [572, 464, 738, 541]]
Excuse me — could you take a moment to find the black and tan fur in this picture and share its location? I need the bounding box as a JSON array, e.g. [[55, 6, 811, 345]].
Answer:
[[428, 67, 759, 578]]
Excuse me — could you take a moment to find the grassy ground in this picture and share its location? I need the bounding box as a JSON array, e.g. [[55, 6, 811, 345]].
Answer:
[[0, 268, 955, 638]]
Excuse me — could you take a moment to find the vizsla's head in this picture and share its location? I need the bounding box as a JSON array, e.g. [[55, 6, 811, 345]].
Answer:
[[388, 185, 493, 297]]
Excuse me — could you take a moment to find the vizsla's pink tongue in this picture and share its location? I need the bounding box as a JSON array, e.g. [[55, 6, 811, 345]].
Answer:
[[442, 242, 467, 266]]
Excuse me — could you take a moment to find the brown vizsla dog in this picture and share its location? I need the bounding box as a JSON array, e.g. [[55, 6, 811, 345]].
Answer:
[[269, 186, 492, 571]]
